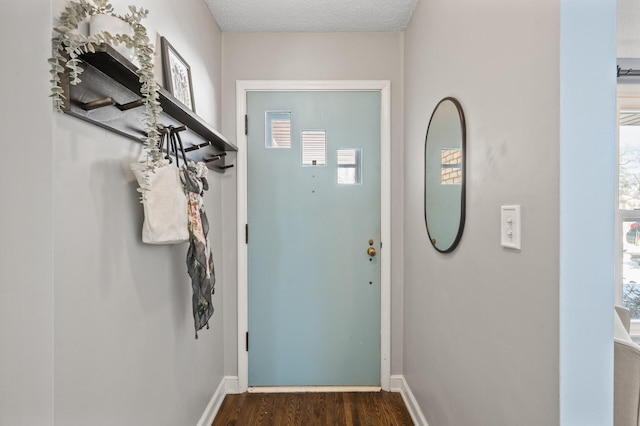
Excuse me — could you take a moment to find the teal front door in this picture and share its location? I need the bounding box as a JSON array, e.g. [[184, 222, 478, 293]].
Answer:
[[247, 90, 382, 387]]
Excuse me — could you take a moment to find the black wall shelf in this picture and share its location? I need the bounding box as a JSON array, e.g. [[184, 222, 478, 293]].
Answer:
[[60, 43, 237, 171]]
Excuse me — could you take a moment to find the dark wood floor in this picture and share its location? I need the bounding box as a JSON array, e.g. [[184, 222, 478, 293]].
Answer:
[[212, 391, 414, 426]]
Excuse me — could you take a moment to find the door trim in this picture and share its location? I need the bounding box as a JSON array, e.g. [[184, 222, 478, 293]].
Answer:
[[236, 80, 391, 392]]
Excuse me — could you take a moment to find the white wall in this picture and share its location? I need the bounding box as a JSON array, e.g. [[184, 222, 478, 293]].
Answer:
[[403, 0, 616, 424], [220, 32, 405, 376], [0, 1, 54, 424], [403, 1, 561, 425], [50, 0, 227, 425]]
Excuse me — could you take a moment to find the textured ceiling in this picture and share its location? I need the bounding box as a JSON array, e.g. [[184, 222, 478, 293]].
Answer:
[[618, 0, 640, 57], [205, 0, 419, 32]]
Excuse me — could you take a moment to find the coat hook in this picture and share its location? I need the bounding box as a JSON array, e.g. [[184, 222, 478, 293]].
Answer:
[[116, 99, 144, 111], [210, 164, 234, 172], [204, 152, 227, 162], [157, 125, 186, 134], [80, 97, 115, 111], [184, 141, 212, 152]]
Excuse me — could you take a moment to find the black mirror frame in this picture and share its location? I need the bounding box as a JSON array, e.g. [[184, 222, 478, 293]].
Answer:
[[424, 97, 467, 254]]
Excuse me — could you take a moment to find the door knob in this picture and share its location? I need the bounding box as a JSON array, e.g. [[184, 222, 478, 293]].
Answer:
[[367, 247, 377, 257]]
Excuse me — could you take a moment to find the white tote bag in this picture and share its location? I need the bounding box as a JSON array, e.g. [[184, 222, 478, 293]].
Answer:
[[131, 159, 189, 244]]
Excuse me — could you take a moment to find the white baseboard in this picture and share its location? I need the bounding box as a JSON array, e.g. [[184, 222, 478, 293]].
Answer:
[[224, 375, 240, 394], [390, 375, 429, 426], [196, 376, 238, 426], [389, 374, 404, 392]]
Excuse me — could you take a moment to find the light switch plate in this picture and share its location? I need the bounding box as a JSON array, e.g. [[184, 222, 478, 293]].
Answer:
[[501, 205, 521, 250]]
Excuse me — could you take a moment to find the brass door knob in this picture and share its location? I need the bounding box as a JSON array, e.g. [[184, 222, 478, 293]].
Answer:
[[367, 247, 377, 257]]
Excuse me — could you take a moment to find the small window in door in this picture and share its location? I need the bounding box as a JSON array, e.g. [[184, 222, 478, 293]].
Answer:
[[265, 111, 291, 148], [301, 130, 326, 166], [337, 148, 362, 185]]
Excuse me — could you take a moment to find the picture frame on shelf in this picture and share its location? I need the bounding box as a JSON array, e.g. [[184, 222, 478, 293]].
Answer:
[[161, 36, 195, 112]]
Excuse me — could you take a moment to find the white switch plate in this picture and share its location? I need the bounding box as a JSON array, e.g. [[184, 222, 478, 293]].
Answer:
[[501, 205, 521, 250]]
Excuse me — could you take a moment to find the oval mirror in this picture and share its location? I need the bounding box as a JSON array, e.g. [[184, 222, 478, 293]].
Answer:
[[424, 97, 466, 253]]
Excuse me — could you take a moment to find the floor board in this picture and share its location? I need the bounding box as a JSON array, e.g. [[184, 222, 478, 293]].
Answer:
[[212, 391, 414, 426]]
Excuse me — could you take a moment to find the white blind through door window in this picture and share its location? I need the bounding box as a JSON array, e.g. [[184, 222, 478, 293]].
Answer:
[[337, 148, 362, 184], [301, 130, 326, 166], [265, 111, 291, 148]]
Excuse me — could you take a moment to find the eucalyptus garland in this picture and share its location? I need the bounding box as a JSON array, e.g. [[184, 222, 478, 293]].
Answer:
[[49, 0, 163, 195]]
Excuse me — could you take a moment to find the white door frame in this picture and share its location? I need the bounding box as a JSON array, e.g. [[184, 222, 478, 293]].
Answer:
[[236, 80, 391, 392]]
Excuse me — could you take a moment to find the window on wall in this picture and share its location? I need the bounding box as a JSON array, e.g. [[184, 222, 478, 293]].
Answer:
[[617, 87, 640, 336]]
